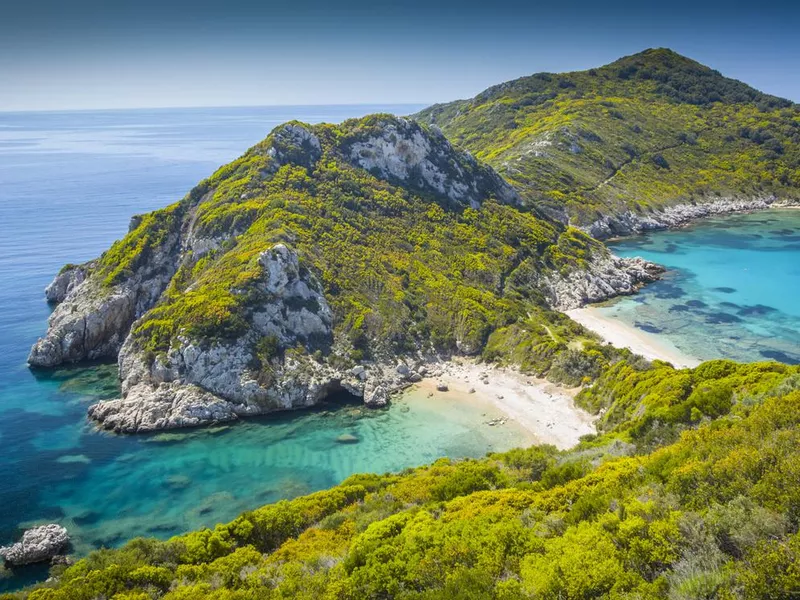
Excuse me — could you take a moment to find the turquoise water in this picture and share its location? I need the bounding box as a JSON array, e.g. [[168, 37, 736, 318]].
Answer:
[[602, 209, 800, 364], [0, 106, 532, 591]]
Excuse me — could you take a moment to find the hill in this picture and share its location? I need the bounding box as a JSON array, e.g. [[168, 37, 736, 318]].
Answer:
[[415, 48, 800, 237], [28, 115, 658, 432]]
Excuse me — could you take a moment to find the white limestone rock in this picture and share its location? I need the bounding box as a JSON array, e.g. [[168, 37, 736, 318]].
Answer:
[[88, 244, 341, 432], [44, 264, 89, 304], [347, 117, 520, 208], [0, 524, 70, 566], [28, 226, 181, 367], [583, 196, 788, 240], [542, 254, 664, 311], [363, 379, 389, 407]]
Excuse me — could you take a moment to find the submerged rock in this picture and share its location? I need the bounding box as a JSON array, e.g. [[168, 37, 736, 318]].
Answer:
[[0, 524, 70, 566], [335, 433, 360, 444]]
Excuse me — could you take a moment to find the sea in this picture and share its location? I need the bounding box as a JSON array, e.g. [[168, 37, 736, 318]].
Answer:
[[601, 209, 800, 365], [0, 105, 532, 591]]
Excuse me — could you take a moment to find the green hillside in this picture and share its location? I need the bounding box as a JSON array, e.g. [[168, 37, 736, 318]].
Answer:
[[38, 114, 649, 404], [415, 49, 800, 233], [6, 359, 799, 599]]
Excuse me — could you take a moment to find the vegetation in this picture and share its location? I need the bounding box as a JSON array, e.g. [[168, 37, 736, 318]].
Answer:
[[5, 359, 800, 599], [101, 114, 622, 380], [415, 48, 800, 229]]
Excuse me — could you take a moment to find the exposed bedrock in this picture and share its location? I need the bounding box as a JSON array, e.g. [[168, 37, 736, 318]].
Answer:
[[583, 196, 794, 239]]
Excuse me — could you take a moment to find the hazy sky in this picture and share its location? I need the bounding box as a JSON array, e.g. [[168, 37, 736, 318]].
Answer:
[[2, 0, 798, 111]]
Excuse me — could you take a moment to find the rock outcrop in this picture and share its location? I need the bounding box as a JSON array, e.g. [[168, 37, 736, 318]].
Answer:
[[583, 196, 789, 240], [44, 264, 89, 303], [346, 118, 520, 209], [28, 223, 181, 367], [0, 524, 70, 566], [543, 255, 664, 311], [88, 244, 346, 432]]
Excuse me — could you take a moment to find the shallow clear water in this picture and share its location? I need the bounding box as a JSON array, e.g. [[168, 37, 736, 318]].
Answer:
[[602, 209, 800, 364], [0, 106, 532, 591]]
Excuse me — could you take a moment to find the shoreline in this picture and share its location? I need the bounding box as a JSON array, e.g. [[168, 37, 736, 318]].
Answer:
[[406, 359, 595, 450], [566, 307, 700, 369], [585, 197, 800, 241]]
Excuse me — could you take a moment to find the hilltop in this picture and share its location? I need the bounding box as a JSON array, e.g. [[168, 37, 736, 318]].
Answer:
[[28, 114, 658, 432], [416, 48, 800, 236]]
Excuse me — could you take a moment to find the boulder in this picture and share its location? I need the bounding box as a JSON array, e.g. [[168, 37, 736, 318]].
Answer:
[[436, 382, 449, 392], [364, 380, 389, 407], [0, 524, 70, 566]]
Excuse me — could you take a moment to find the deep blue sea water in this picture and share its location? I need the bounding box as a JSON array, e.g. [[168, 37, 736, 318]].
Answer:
[[0, 105, 534, 590], [602, 209, 800, 364]]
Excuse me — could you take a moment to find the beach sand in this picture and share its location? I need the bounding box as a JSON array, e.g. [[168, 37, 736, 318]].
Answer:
[[410, 359, 596, 450], [566, 307, 701, 369]]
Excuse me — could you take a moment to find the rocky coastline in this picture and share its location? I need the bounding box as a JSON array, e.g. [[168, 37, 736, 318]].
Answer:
[[583, 195, 798, 240], [26, 116, 664, 434], [31, 245, 660, 433]]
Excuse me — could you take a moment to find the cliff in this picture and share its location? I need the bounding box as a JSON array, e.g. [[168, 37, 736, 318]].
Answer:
[[29, 115, 659, 432]]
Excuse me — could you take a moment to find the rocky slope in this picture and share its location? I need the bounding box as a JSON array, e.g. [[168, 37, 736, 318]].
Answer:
[[30, 115, 658, 432], [415, 48, 800, 235]]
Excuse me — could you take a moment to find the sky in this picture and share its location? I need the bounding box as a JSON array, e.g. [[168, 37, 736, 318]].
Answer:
[[1, 0, 799, 111]]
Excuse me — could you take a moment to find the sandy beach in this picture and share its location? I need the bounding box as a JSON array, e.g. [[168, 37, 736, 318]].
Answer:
[[412, 359, 596, 450], [566, 307, 701, 369]]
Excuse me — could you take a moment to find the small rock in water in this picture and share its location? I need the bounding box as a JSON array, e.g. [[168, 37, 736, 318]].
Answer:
[[0, 524, 70, 566], [336, 433, 360, 444], [497, 394, 504, 400], [165, 474, 192, 490], [55, 454, 91, 465], [468, 387, 476, 394], [436, 382, 449, 392]]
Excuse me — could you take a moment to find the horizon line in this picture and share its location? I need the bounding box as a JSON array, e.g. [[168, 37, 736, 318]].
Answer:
[[0, 102, 434, 115]]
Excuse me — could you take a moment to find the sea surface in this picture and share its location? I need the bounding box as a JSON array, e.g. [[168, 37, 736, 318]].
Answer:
[[601, 209, 800, 364], [0, 105, 530, 591]]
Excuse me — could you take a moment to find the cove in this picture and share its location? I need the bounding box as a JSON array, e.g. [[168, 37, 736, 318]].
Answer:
[[599, 209, 800, 365]]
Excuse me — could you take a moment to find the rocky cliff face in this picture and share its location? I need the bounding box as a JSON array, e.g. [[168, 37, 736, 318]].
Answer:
[[28, 225, 181, 367], [87, 244, 349, 432], [29, 114, 667, 433], [346, 118, 520, 208]]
